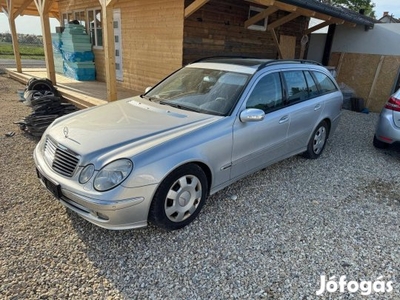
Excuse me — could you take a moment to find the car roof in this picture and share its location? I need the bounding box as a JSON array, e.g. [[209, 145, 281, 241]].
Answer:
[[189, 57, 323, 74]]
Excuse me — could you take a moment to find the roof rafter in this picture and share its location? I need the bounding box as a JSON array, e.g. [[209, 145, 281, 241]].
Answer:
[[12, 0, 33, 18], [246, 0, 360, 28], [268, 12, 300, 29], [245, 6, 278, 28], [303, 20, 332, 34], [185, 0, 209, 18]]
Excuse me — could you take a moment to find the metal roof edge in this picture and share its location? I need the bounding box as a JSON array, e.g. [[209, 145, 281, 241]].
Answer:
[[279, 0, 376, 28]]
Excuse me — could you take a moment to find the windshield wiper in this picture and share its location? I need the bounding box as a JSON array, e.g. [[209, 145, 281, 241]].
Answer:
[[159, 101, 199, 112], [140, 94, 159, 101]]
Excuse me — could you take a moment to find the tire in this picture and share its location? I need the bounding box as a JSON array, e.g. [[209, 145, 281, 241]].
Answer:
[[373, 135, 389, 149], [27, 78, 56, 92], [23, 90, 56, 106], [303, 121, 329, 159], [149, 164, 208, 231]]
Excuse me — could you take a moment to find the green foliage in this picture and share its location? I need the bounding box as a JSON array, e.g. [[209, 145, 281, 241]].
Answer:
[[0, 33, 45, 59], [334, 0, 375, 18], [0, 33, 43, 45], [320, 0, 376, 18], [0, 42, 45, 59]]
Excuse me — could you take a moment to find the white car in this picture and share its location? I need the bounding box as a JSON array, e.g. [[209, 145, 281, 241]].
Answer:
[[373, 88, 400, 149], [34, 58, 343, 230]]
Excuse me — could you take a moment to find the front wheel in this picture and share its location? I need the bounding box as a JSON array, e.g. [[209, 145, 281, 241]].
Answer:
[[149, 164, 208, 231], [303, 121, 329, 159]]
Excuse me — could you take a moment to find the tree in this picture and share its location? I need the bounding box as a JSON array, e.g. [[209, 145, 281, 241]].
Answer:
[[319, 0, 376, 18]]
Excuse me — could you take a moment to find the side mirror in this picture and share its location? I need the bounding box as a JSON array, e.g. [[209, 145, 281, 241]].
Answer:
[[144, 86, 152, 93], [239, 108, 265, 122]]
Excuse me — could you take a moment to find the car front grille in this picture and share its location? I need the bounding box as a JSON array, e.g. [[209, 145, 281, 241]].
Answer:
[[44, 137, 80, 177]]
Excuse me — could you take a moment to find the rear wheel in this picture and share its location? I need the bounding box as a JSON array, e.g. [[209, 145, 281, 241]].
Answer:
[[149, 164, 208, 230], [373, 135, 389, 149], [303, 121, 328, 159]]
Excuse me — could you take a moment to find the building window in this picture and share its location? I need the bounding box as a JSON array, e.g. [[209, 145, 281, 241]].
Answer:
[[62, 9, 103, 47], [248, 6, 268, 31], [61, 8, 103, 48], [61, 12, 73, 26], [74, 11, 87, 28], [88, 9, 103, 47]]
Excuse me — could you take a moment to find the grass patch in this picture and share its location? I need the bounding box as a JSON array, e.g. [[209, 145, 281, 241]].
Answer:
[[0, 42, 44, 59]]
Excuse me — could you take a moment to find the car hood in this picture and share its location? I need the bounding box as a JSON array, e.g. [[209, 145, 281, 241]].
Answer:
[[46, 98, 220, 163]]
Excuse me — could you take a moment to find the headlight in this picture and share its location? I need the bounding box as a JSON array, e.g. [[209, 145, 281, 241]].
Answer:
[[94, 159, 133, 191], [79, 164, 95, 184]]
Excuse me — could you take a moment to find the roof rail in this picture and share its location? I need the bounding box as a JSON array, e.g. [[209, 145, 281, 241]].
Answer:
[[257, 59, 322, 70], [191, 56, 261, 64], [189, 57, 323, 69]]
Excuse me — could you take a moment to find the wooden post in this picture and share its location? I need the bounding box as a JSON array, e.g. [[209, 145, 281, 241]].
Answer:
[[270, 29, 283, 59], [336, 52, 345, 79], [34, 0, 56, 84], [9, 19, 23, 73], [366, 55, 385, 107], [99, 0, 117, 101], [5, 0, 22, 72]]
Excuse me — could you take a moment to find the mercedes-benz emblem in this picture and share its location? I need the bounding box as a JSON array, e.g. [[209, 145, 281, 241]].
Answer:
[[63, 127, 69, 138]]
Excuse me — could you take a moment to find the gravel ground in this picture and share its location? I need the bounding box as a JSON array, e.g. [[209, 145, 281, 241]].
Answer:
[[1, 73, 400, 299]]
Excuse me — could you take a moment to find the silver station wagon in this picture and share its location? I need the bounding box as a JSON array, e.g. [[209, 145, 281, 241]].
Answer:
[[34, 58, 343, 230]]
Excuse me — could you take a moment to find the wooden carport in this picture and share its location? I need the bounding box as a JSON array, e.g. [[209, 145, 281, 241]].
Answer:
[[186, 0, 375, 60], [1, 0, 375, 105], [0, 0, 119, 101]]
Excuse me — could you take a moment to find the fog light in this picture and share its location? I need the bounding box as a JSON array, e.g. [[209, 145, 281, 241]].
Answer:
[[96, 212, 109, 220]]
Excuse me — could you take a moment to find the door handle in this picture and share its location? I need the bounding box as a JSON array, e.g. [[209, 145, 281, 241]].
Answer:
[[279, 115, 289, 124], [314, 104, 322, 111]]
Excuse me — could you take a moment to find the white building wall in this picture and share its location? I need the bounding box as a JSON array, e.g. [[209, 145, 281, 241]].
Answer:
[[332, 24, 400, 55]]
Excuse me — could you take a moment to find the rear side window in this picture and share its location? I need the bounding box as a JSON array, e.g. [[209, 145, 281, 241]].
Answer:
[[282, 71, 309, 104], [312, 71, 338, 94], [246, 73, 284, 113], [304, 71, 319, 98]]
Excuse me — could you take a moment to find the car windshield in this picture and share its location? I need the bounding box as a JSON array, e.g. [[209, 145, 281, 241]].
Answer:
[[143, 67, 250, 116]]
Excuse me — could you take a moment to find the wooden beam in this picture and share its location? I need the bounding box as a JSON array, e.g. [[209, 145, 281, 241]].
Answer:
[[245, 6, 277, 29], [269, 29, 283, 59], [314, 12, 332, 21], [185, 0, 209, 18], [97, 0, 118, 101], [268, 12, 300, 29], [33, 0, 42, 13], [5, 0, 22, 72], [103, 5, 117, 101], [247, 0, 275, 6], [344, 21, 357, 27], [336, 52, 345, 78], [295, 7, 316, 17], [248, 0, 352, 28], [273, 2, 297, 12], [366, 56, 385, 107], [34, 0, 56, 84], [1, 7, 8, 16], [41, 15, 56, 84], [303, 20, 332, 35], [329, 17, 345, 25], [97, 0, 118, 6], [248, 0, 296, 12], [12, 0, 34, 18], [9, 20, 22, 72]]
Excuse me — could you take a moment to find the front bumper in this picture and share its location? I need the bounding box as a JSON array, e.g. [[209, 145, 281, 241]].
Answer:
[[34, 144, 157, 230]]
